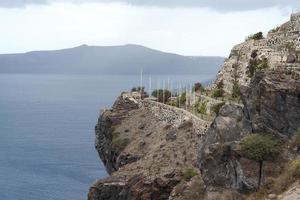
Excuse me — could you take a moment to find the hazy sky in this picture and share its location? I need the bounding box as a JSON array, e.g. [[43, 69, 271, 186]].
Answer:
[[0, 0, 299, 56]]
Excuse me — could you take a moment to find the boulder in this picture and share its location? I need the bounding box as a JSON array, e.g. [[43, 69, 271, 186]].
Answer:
[[287, 54, 296, 63], [241, 70, 300, 138], [166, 131, 177, 141], [198, 104, 255, 191]]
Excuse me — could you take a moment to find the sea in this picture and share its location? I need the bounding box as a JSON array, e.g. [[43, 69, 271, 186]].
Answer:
[[0, 73, 215, 200]]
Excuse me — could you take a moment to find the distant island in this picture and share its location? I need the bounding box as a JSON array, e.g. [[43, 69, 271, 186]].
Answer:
[[0, 44, 224, 75]]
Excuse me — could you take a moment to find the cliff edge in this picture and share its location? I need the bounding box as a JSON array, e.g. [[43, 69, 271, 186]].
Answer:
[[89, 93, 210, 199], [89, 13, 300, 200]]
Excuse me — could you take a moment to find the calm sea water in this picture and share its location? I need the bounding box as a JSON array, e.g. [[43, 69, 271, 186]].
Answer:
[[0, 73, 214, 200]]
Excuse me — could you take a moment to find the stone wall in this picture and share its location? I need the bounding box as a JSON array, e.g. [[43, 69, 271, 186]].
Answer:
[[141, 99, 210, 136]]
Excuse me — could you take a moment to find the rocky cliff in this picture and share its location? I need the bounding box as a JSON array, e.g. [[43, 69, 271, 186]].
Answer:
[[89, 13, 300, 200], [198, 13, 300, 198], [89, 92, 210, 199], [215, 12, 300, 94]]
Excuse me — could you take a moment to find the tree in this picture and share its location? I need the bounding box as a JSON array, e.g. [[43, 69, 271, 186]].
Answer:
[[194, 82, 205, 92], [131, 86, 144, 92], [247, 32, 264, 40], [152, 89, 171, 103], [241, 134, 281, 188], [212, 80, 224, 98], [180, 92, 186, 104]]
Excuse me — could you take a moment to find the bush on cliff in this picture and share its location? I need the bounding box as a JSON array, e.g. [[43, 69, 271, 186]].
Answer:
[[232, 81, 240, 98], [182, 168, 197, 181], [196, 100, 208, 115], [248, 58, 269, 77], [212, 89, 224, 98], [180, 92, 187, 104], [194, 82, 205, 92], [212, 80, 224, 98], [152, 89, 171, 103], [257, 57, 269, 70], [247, 32, 264, 40], [241, 134, 281, 188], [131, 86, 145, 92]]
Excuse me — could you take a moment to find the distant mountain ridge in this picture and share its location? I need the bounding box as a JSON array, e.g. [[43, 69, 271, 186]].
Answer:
[[0, 44, 225, 75]]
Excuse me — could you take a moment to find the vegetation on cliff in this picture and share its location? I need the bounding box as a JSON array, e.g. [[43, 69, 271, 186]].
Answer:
[[241, 134, 281, 188]]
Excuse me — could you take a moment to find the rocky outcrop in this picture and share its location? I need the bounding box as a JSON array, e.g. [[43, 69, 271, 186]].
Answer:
[[88, 178, 127, 200], [198, 104, 256, 191], [89, 92, 211, 199], [95, 94, 139, 174], [277, 182, 300, 200], [215, 12, 300, 94], [198, 13, 300, 195], [241, 69, 300, 138], [89, 13, 300, 200], [198, 69, 300, 193]]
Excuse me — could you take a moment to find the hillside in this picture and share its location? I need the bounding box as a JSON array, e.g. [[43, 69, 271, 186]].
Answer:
[[0, 44, 224, 75], [88, 13, 300, 200]]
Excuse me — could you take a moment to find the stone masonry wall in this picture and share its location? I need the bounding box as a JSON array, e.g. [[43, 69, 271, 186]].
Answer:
[[141, 99, 211, 136]]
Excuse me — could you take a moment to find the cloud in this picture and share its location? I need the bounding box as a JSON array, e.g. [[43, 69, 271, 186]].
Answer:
[[0, 0, 47, 8], [1, 0, 300, 11], [0, 3, 290, 56]]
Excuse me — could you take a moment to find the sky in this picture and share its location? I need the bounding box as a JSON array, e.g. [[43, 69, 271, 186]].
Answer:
[[0, 0, 299, 56]]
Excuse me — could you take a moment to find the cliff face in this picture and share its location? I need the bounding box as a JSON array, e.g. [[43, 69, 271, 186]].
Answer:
[[89, 93, 210, 199], [89, 13, 300, 200], [198, 13, 300, 197], [199, 68, 300, 193], [215, 12, 300, 94], [242, 69, 300, 137], [94, 95, 140, 174]]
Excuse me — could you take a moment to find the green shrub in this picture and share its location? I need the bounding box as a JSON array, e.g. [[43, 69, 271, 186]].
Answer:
[[248, 58, 269, 77], [241, 134, 281, 188], [182, 168, 198, 181], [168, 99, 179, 107], [194, 82, 205, 92], [131, 86, 144, 92], [212, 89, 224, 98], [242, 134, 280, 164], [232, 82, 240, 98], [247, 32, 264, 40], [180, 92, 186, 104], [196, 101, 207, 115], [257, 57, 269, 69], [212, 80, 224, 98], [152, 89, 171, 103], [131, 87, 138, 92], [211, 102, 225, 114]]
